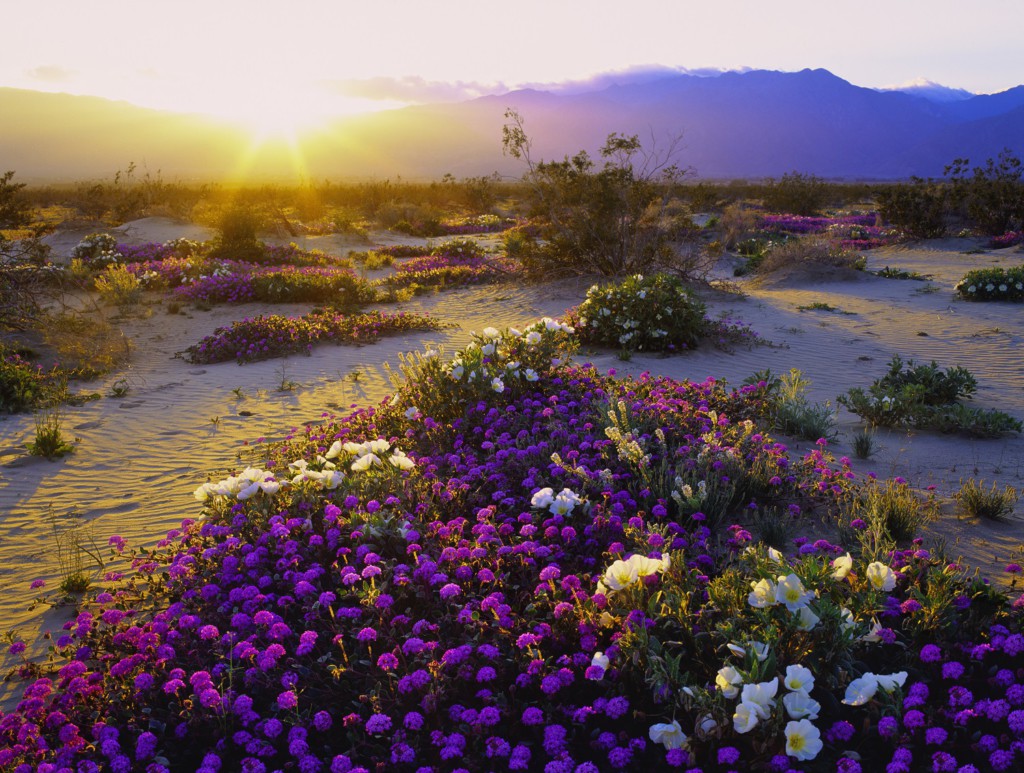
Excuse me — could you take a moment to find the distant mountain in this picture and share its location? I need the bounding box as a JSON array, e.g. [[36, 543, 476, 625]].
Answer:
[[3, 69, 1024, 182], [883, 78, 975, 103]]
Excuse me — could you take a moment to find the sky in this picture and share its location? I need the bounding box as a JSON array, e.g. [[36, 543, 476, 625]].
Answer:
[[4, 0, 1024, 137]]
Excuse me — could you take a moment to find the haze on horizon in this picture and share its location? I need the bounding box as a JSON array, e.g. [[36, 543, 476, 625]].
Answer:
[[3, 0, 1024, 139]]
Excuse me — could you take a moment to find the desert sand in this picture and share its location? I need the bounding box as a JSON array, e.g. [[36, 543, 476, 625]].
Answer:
[[1, 220, 1021, 707]]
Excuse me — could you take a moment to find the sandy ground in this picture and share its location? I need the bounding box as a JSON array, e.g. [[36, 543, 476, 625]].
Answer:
[[2, 222, 1022, 706]]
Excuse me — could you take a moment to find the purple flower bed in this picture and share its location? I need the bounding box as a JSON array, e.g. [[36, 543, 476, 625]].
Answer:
[[759, 214, 878, 235], [184, 310, 448, 364], [2, 324, 1022, 771], [990, 231, 1024, 249], [380, 255, 519, 290], [170, 264, 374, 306]]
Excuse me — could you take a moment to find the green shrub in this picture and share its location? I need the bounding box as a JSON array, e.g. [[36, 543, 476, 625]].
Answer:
[[569, 273, 707, 353], [946, 150, 1024, 236], [955, 265, 1024, 302], [754, 368, 838, 442], [876, 178, 949, 238], [955, 479, 1019, 521], [208, 207, 265, 261], [250, 270, 376, 308], [1, 346, 58, 413], [94, 264, 142, 312], [762, 171, 829, 216], [839, 478, 936, 547], [839, 357, 1021, 437]]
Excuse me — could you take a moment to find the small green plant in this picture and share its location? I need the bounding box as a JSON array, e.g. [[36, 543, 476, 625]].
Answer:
[[955, 479, 1019, 521], [955, 265, 1024, 302], [166, 300, 182, 314], [108, 378, 130, 398], [767, 368, 838, 442], [275, 363, 298, 392], [840, 478, 936, 547], [47, 506, 104, 595], [28, 399, 75, 459], [797, 301, 853, 314], [874, 266, 929, 280], [232, 386, 246, 399], [851, 429, 877, 460]]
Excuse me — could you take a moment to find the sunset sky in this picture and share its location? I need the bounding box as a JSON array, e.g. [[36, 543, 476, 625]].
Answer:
[[4, 0, 1023, 138]]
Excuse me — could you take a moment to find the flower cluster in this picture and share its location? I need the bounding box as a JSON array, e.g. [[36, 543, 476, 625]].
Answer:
[[955, 265, 1024, 302], [184, 309, 446, 364], [3, 327, 1023, 772], [989, 231, 1024, 249], [377, 253, 520, 291], [566, 273, 708, 353]]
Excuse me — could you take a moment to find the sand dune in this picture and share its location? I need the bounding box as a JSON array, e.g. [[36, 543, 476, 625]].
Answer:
[[1, 224, 1021, 706]]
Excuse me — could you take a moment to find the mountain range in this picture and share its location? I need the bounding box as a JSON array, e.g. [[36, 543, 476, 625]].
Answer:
[[3, 68, 1024, 182]]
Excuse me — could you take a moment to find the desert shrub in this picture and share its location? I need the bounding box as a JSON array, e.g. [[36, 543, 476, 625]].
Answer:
[[41, 311, 132, 379], [27, 401, 75, 459], [762, 171, 829, 216], [0, 170, 32, 229], [946, 149, 1024, 235], [873, 265, 928, 280], [955, 265, 1024, 301], [955, 479, 1019, 521], [719, 203, 761, 249], [851, 429, 876, 460], [754, 235, 865, 275], [503, 110, 699, 277], [839, 356, 1021, 437], [568, 273, 707, 353], [208, 207, 265, 261], [429, 236, 487, 259], [876, 178, 949, 238], [94, 264, 143, 312]]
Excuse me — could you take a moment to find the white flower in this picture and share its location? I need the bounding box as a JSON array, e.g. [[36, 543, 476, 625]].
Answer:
[[866, 561, 897, 591], [351, 453, 382, 472], [767, 546, 784, 563], [860, 619, 884, 642], [482, 326, 500, 339], [842, 675, 878, 706], [732, 701, 761, 733], [749, 641, 770, 662], [599, 559, 639, 592], [739, 679, 778, 718], [874, 671, 908, 692], [649, 719, 688, 750], [726, 643, 746, 658], [490, 377, 505, 393], [524, 368, 539, 382], [531, 487, 555, 509], [832, 553, 853, 579], [716, 667, 741, 700], [450, 364, 465, 380], [716, 666, 743, 698], [785, 719, 823, 761], [549, 488, 581, 516], [840, 607, 857, 633], [748, 578, 777, 608], [481, 343, 495, 356], [389, 451, 415, 470], [784, 665, 815, 695], [525, 331, 542, 346], [698, 714, 718, 736], [589, 651, 609, 679], [775, 573, 815, 612], [795, 606, 820, 631], [404, 406, 421, 420], [783, 692, 821, 720]]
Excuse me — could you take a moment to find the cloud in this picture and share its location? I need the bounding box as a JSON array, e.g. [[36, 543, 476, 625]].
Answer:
[[523, 65, 751, 94], [325, 76, 509, 104], [25, 65, 76, 83]]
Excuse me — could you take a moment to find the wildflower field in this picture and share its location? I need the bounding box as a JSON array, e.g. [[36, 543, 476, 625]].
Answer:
[[3, 315, 1024, 773]]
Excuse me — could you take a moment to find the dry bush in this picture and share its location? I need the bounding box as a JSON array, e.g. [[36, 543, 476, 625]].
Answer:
[[755, 235, 865, 275], [719, 204, 760, 249], [42, 312, 132, 379]]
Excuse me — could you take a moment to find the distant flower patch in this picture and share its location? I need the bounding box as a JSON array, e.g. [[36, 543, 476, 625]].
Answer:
[[184, 309, 446, 364], [990, 231, 1024, 249], [758, 214, 904, 251]]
